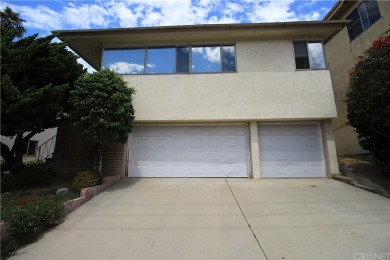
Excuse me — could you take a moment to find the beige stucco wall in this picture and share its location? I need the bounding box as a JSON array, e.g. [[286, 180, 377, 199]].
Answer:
[[325, 1, 390, 154], [123, 40, 336, 122]]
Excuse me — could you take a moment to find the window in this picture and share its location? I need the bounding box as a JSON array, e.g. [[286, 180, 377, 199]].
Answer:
[[147, 48, 175, 74], [192, 46, 221, 73], [293, 42, 326, 70], [347, 0, 381, 41], [25, 140, 38, 156], [176, 47, 190, 73], [221, 46, 236, 72], [103, 48, 145, 74], [102, 45, 236, 74]]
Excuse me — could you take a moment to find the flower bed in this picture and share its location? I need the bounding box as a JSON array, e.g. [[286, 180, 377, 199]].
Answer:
[[1, 175, 121, 245]]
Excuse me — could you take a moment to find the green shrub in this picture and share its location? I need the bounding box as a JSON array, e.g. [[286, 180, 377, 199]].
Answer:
[[1, 166, 51, 193], [1, 174, 17, 193], [23, 160, 40, 167], [14, 166, 51, 187], [72, 170, 103, 191], [346, 32, 390, 173], [0, 193, 66, 241]]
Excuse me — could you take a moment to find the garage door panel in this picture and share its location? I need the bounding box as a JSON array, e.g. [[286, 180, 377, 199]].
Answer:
[[133, 126, 154, 136], [259, 124, 325, 178], [226, 136, 243, 148], [154, 137, 167, 149], [171, 151, 185, 161], [224, 125, 246, 135], [189, 137, 203, 148], [129, 125, 248, 177], [226, 150, 244, 162], [207, 151, 223, 162], [172, 138, 185, 149], [207, 137, 222, 148]]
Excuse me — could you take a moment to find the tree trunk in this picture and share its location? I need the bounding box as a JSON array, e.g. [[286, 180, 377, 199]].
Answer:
[[1, 142, 12, 169], [93, 143, 103, 173], [12, 134, 25, 170], [5, 131, 39, 173]]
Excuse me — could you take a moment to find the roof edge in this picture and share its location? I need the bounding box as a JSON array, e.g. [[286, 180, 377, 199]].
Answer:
[[52, 20, 349, 35]]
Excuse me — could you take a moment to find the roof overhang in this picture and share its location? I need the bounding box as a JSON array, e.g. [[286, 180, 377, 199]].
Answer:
[[53, 20, 348, 70], [323, 0, 358, 20]]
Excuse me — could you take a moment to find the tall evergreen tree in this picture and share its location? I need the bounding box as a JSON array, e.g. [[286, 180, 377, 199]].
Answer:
[[1, 7, 85, 172]]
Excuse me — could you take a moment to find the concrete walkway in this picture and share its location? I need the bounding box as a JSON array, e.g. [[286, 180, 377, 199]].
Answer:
[[10, 178, 390, 260]]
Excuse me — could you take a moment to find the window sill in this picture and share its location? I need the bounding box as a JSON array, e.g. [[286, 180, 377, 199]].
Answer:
[[117, 71, 238, 75], [295, 68, 328, 71]]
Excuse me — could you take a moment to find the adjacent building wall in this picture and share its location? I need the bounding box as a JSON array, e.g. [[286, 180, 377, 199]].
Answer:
[[325, 1, 390, 154], [1, 128, 57, 163]]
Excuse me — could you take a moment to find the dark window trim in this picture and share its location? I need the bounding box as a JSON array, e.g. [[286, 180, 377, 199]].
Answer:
[[102, 44, 237, 75]]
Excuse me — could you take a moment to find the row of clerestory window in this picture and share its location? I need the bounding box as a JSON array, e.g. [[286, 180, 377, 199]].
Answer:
[[102, 41, 327, 74], [102, 45, 236, 74]]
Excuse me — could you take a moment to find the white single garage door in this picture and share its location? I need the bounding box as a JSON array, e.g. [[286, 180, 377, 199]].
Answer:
[[129, 125, 248, 177], [258, 123, 325, 178]]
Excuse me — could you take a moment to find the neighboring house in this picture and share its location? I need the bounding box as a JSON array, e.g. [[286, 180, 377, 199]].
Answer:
[[324, 0, 390, 154], [1, 128, 57, 163], [52, 21, 347, 179]]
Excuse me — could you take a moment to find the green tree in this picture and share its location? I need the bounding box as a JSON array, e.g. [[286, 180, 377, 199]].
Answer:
[[1, 6, 26, 42], [346, 32, 390, 175], [69, 70, 135, 171], [1, 7, 85, 172]]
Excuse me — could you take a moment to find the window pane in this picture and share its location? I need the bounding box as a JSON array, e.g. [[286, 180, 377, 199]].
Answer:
[[365, 0, 381, 25], [295, 57, 310, 69], [221, 46, 236, 72], [103, 49, 145, 74], [347, 9, 363, 41], [147, 48, 175, 74], [293, 42, 308, 57], [308, 43, 326, 69], [176, 47, 189, 73], [348, 8, 361, 25], [26, 140, 38, 156], [191, 46, 221, 73], [358, 3, 370, 30]]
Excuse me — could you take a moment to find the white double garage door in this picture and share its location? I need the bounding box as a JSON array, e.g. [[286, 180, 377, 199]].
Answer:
[[128, 124, 325, 178]]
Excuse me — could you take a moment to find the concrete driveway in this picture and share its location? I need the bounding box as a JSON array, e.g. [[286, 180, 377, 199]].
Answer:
[[10, 178, 390, 260]]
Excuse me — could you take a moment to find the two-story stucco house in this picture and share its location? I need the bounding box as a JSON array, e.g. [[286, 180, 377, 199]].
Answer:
[[52, 21, 347, 179], [324, 0, 390, 155]]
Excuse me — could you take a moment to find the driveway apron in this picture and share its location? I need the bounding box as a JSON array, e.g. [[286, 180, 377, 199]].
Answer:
[[9, 178, 390, 260]]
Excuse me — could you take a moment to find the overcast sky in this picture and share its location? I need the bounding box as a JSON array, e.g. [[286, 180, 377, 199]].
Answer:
[[1, 0, 338, 71]]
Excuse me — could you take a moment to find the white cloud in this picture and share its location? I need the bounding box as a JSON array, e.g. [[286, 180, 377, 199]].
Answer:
[[7, 4, 62, 31], [62, 3, 110, 29], [248, 0, 299, 23], [108, 62, 144, 74], [1, 0, 336, 71], [2, 0, 333, 32], [204, 47, 221, 63]]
